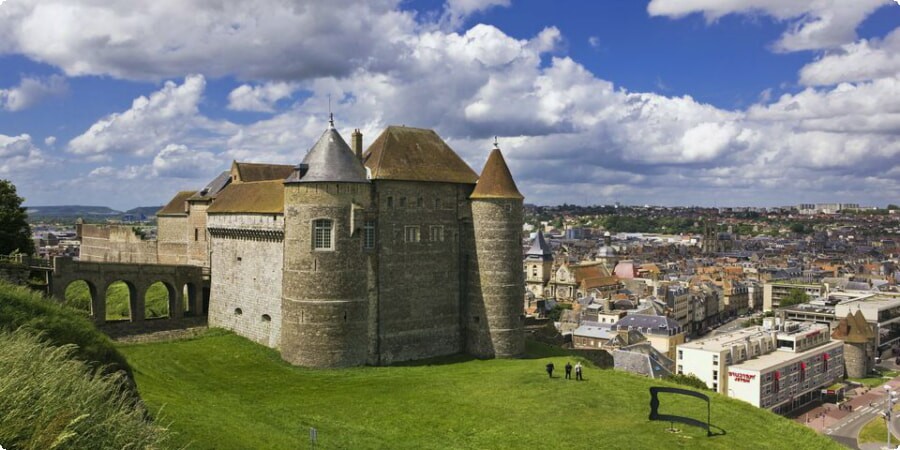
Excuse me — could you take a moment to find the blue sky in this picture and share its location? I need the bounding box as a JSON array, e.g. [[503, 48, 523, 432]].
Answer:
[[0, 0, 898, 209]]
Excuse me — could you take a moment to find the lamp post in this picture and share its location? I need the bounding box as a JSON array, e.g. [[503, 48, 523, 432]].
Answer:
[[884, 385, 898, 450]]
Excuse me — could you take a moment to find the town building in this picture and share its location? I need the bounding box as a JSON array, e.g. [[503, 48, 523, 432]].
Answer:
[[677, 320, 844, 413]]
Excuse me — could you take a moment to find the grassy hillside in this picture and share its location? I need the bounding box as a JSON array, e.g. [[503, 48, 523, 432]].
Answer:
[[119, 331, 840, 450], [65, 280, 172, 320], [0, 329, 167, 448], [0, 281, 131, 376]]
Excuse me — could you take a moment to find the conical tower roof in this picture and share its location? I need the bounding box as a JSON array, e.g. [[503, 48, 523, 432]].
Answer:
[[470, 146, 523, 200], [526, 230, 553, 261], [831, 309, 876, 344], [286, 119, 368, 184]]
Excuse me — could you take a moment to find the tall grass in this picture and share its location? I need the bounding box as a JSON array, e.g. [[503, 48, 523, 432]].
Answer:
[[0, 280, 131, 376], [0, 329, 168, 449]]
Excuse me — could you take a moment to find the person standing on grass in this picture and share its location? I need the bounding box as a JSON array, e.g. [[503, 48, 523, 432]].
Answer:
[[565, 362, 572, 379], [575, 362, 583, 381], [546, 362, 555, 378]]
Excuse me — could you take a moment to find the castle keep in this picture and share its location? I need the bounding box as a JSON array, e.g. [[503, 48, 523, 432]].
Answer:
[[80, 119, 525, 367]]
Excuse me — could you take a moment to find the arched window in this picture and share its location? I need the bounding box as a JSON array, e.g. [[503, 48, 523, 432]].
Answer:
[[261, 314, 271, 322], [313, 219, 333, 250]]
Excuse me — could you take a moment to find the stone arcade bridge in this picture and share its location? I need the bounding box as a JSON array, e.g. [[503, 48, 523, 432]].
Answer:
[[49, 257, 208, 334]]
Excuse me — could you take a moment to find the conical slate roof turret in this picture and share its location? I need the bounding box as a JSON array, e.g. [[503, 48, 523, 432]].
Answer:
[[470, 143, 523, 200], [286, 117, 369, 184], [526, 230, 553, 261]]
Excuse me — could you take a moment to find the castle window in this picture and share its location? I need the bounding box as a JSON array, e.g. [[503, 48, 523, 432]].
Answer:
[[434, 198, 442, 209], [313, 219, 334, 250], [399, 197, 407, 208], [363, 220, 376, 249], [195, 228, 199, 241], [417, 197, 424, 208], [429, 225, 444, 242], [234, 308, 242, 315], [532, 266, 537, 277], [261, 314, 271, 322], [404, 226, 420, 243], [387, 196, 393, 209]]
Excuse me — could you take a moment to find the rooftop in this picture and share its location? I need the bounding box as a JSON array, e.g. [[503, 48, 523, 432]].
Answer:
[[363, 126, 478, 184]]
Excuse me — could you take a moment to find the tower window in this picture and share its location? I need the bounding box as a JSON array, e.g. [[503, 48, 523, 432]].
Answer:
[[195, 228, 199, 241], [313, 219, 334, 250], [434, 198, 442, 209], [417, 197, 424, 208], [364, 220, 376, 249], [387, 196, 393, 208], [430, 225, 444, 242], [261, 314, 271, 322], [404, 226, 420, 243], [399, 197, 407, 208], [532, 266, 537, 277]]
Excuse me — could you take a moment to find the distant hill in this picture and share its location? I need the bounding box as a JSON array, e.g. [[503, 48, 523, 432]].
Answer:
[[24, 205, 162, 223]]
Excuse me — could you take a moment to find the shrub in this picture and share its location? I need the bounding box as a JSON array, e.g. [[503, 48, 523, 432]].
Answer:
[[668, 373, 709, 390], [0, 328, 168, 449], [0, 281, 131, 376]]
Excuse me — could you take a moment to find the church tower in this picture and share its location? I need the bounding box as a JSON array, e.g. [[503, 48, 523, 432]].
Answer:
[[467, 142, 525, 358], [524, 230, 553, 298], [281, 116, 372, 367]]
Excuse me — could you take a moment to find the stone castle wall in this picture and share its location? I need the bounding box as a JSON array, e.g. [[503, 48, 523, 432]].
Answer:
[[207, 213, 284, 348], [187, 202, 210, 267], [80, 224, 159, 264], [372, 180, 471, 364], [157, 216, 189, 265]]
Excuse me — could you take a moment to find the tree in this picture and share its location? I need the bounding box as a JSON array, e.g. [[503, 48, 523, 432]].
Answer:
[[780, 288, 809, 307], [0, 179, 33, 255]]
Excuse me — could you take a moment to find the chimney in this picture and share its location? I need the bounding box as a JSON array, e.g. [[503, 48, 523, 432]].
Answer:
[[351, 128, 363, 161]]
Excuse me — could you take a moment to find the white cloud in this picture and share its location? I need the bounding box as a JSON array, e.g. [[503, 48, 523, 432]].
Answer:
[[0, 75, 67, 111], [0, 134, 47, 175], [799, 27, 900, 85], [647, 0, 891, 52], [68, 74, 234, 158], [151, 144, 222, 178], [227, 82, 299, 112], [0, 0, 416, 81], [44, 136, 56, 146], [588, 36, 600, 48]]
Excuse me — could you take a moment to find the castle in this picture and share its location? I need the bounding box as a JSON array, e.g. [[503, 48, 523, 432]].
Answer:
[[80, 118, 526, 367]]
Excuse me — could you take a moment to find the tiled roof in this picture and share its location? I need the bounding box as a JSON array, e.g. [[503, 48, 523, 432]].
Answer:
[[470, 147, 523, 200], [207, 180, 284, 214], [232, 161, 294, 183], [363, 126, 478, 184], [831, 309, 876, 344], [157, 191, 197, 216]]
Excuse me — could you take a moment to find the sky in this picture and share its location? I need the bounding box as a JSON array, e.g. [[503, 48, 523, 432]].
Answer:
[[0, 0, 898, 210]]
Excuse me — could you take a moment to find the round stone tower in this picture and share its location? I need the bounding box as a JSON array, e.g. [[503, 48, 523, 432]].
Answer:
[[831, 309, 876, 378], [281, 117, 371, 368], [467, 142, 525, 358]]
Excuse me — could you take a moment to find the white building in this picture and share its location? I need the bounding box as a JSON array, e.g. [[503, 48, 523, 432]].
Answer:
[[677, 320, 843, 414]]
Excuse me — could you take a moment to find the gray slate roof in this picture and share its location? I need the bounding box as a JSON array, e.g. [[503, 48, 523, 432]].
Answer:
[[525, 231, 553, 261], [286, 126, 368, 184], [613, 314, 681, 336]]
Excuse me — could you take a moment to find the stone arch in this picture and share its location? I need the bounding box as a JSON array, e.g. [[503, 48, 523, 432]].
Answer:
[[145, 281, 176, 319], [63, 280, 97, 315], [105, 280, 138, 322]]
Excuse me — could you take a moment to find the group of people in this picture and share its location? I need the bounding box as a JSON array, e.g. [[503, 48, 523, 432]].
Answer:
[[545, 361, 583, 380]]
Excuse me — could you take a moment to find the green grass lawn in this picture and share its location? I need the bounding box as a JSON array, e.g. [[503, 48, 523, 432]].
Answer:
[[849, 369, 900, 388], [118, 330, 840, 450], [64, 280, 173, 320], [857, 404, 900, 445]]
